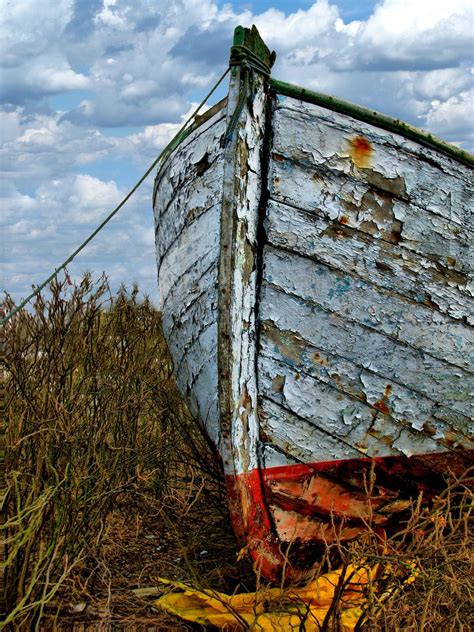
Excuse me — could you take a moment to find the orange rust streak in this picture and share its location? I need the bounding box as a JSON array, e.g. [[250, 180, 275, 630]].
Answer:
[[373, 385, 392, 415], [349, 135, 372, 168], [373, 400, 390, 415], [312, 352, 328, 366]]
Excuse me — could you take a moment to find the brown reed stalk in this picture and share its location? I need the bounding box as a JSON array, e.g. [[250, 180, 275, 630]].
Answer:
[[1, 272, 220, 629]]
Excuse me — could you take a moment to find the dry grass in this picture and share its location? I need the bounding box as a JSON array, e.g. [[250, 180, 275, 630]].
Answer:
[[349, 475, 473, 631], [1, 273, 229, 629], [1, 273, 472, 630]]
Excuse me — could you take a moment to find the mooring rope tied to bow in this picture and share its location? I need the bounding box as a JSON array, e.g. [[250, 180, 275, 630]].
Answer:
[[2, 43, 272, 326]]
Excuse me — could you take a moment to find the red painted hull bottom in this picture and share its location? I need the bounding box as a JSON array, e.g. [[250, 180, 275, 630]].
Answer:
[[226, 450, 473, 582]]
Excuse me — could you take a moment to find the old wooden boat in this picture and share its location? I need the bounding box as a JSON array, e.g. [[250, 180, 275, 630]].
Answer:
[[153, 26, 474, 581]]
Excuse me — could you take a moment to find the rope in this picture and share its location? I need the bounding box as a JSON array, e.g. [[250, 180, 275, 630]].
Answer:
[[229, 44, 272, 77], [221, 71, 249, 147], [222, 44, 272, 146], [1, 67, 230, 326]]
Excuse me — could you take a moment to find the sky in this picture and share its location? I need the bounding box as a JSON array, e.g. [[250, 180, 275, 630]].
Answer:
[[1, 0, 473, 306]]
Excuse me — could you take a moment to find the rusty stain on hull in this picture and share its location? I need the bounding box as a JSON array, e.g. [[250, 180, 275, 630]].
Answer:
[[348, 135, 373, 168], [153, 25, 474, 583]]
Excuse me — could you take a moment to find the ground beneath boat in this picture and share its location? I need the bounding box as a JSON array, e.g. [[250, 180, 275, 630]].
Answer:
[[47, 489, 257, 630]]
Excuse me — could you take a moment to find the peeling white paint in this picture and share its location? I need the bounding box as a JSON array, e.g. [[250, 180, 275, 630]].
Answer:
[[256, 93, 473, 471], [274, 97, 473, 227], [153, 110, 226, 447], [218, 66, 268, 476], [263, 246, 473, 370], [260, 284, 473, 417], [265, 199, 473, 323], [153, 81, 473, 491]]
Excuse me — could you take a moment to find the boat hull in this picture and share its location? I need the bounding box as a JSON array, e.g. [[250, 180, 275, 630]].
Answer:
[[154, 26, 474, 581]]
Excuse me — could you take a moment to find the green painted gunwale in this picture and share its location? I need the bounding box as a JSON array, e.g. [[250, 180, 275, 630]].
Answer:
[[271, 78, 474, 167]]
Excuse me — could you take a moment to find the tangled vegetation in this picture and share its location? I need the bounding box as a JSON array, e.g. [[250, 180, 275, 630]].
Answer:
[[1, 274, 225, 629]]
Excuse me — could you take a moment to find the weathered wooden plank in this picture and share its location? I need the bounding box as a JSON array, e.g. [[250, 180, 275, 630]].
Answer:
[[158, 204, 219, 307], [160, 279, 218, 444], [153, 110, 226, 211], [260, 443, 300, 470], [165, 285, 217, 373], [272, 96, 473, 227], [153, 108, 225, 448], [155, 175, 223, 266], [175, 345, 220, 446], [174, 322, 217, 390], [218, 57, 269, 476], [161, 258, 217, 323], [259, 324, 474, 448], [155, 190, 221, 267], [265, 199, 473, 323], [154, 112, 225, 268], [154, 161, 222, 260], [269, 153, 473, 273], [154, 129, 224, 222], [260, 284, 473, 417], [259, 397, 370, 463], [357, 369, 474, 446], [163, 271, 219, 443], [263, 246, 473, 371], [193, 355, 219, 423], [163, 278, 217, 338], [174, 324, 217, 392], [260, 353, 451, 459]]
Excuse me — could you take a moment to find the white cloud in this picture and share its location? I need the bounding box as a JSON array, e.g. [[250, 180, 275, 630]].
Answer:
[[124, 122, 182, 151], [0, 0, 73, 63], [410, 67, 472, 103], [425, 89, 474, 143], [253, 1, 340, 53], [0, 1, 91, 101], [250, 1, 473, 146], [1, 174, 158, 302], [65, 174, 123, 223], [347, 0, 473, 70], [3, 0, 472, 135], [2, 56, 91, 102], [32, 60, 91, 93], [0, 109, 115, 186], [0, 104, 188, 199], [0, 184, 37, 216], [3, 174, 123, 229], [0, 109, 23, 143]]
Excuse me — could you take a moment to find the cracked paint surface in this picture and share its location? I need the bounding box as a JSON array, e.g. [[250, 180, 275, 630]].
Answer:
[[256, 94, 473, 575], [153, 103, 227, 446]]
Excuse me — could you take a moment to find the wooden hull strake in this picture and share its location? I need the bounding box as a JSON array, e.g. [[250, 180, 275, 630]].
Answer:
[[154, 26, 474, 582]]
